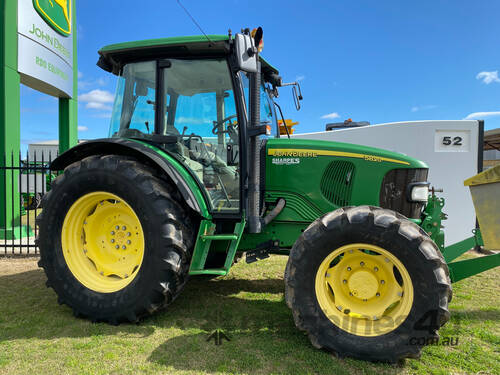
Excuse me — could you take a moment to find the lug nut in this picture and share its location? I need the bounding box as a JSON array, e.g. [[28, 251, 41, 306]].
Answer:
[[111, 239, 115, 243], [374, 267, 378, 272], [343, 279, 347, 284], [115, 245, 119, 249], [127, 232, 131, 236], [127, 240, 131, 245], [115, 225, 120, 230], [337, 306, 342, 311], [122, 245, 126, 250], [360, 261, 365, 266], [381, 280, 385, 284], [376, 292, 380, 297], [111, 231, 115, 235], [385, 258, 390, 263], [347, 267, 352, 271], [122, 226, 126, 230]]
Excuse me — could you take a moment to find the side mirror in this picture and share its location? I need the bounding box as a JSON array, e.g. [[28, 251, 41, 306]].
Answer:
[[280, 80, 303, 110], [292, 83, 303, 111], [234, 33, 258, 73]]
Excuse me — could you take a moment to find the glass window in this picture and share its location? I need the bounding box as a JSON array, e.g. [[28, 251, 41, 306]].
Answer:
[[109, 61, 156, 137], [239, 72, 277, 137], [162, 59, 240, 212], [108, 59, 241, 213]]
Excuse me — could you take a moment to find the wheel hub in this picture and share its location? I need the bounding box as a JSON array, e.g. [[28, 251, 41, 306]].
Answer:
[[316, 243, 414, 336], [348, 270, 378, 300], [61, 192, 145, 293]]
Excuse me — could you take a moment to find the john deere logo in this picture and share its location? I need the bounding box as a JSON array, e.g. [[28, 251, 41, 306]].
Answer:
[[33, 0, 72, 37]]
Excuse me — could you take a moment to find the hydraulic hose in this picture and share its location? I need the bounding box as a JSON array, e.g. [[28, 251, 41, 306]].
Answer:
[[262, 198, 286, 226]]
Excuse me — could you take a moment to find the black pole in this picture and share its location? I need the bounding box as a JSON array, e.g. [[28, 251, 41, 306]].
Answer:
[[247, 60, 262, 234], [477, 120, 484, 173]]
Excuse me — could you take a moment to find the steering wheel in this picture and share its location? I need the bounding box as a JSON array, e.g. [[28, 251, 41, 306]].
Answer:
[[212, 114, 238, 135]]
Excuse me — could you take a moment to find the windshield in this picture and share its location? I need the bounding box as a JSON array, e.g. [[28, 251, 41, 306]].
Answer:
[[109, 61, 156, 137]]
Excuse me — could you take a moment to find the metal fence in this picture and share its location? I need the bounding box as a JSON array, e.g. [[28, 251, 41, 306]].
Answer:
[[0, 151, 56, 256]]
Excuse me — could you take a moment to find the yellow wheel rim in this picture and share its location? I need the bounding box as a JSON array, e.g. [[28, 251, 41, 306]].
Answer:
[[315, 243, 413, 337], [61, 192, 145, 293]]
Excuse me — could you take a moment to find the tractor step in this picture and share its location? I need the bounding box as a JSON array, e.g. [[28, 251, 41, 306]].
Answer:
[[200, 234, 238, 241], [189, 219, 246, 276]]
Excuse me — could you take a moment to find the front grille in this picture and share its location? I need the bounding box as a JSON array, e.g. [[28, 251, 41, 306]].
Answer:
[[379, 168, 428, 219], [320, 161, 356, 206]]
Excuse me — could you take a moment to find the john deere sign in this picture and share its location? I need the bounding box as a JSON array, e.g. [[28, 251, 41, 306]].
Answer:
[[33, 0, 72, 36], [17, 0, 74, 97], [0, 0, 77, 238]]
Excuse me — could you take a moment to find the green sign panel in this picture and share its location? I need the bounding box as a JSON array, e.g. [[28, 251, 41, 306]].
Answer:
[[32, 0, 72, 37]]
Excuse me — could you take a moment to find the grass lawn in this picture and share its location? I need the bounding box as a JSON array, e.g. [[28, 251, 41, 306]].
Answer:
[[0, 253, 498, 375]]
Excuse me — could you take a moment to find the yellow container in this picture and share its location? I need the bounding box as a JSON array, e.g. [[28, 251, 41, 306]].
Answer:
[[278, 119, 298, 135], [464, 164, 500, 250]]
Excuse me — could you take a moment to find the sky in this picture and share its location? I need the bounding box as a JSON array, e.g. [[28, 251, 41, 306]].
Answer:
[[20, 0, 500, 151]]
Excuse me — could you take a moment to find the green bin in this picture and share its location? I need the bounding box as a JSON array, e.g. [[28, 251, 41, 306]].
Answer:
[[464, 164, 500, 250]]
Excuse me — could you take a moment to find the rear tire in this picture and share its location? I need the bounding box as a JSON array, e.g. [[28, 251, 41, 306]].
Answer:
[[285, 206, 452, 362], [37, 155, 195, 323]]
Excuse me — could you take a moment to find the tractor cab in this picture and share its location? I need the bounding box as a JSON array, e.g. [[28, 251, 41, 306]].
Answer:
[[97, 33, 281, 216]]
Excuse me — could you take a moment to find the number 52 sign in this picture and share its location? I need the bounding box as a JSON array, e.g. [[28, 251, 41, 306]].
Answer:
[[435, 130, 470, 152]]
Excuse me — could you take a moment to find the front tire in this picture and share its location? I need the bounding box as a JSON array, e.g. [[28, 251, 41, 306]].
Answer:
[[285, 206, 452, 362], [37, 155, 195, 323]]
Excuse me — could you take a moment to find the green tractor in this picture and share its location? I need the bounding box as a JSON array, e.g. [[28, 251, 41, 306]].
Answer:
[[37, 29, 499, 362]]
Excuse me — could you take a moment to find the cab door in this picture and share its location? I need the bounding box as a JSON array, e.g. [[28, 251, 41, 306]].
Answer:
[[158, 58, 241, 213]]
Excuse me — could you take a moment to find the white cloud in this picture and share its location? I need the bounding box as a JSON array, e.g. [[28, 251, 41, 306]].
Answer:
[[78, 76, 108, 90], [295, 75, 305, 82], [85, 102, 113, 111], [91, 112, 112, 119], [78, 126, 89, 131], [176, 117, 212, 125], [321, 112, 340, 119], [79, 89, 115, 111], [411, 104, 437, 112], [476, 71, 500, 84], [464, 111, 500, 120]]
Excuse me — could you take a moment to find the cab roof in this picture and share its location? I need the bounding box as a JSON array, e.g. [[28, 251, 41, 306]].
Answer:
[[98, 34, 278, 76]]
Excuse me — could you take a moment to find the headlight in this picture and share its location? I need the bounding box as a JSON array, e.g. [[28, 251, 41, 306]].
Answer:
[[407, 183, 430, 203]]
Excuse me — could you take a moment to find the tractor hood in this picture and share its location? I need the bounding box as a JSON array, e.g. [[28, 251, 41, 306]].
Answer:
[[263, 138, 429, 224], [266, 138, 428, 169]]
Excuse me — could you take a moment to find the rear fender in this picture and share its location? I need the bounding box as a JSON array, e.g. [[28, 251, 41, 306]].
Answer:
[[50, 138, 210, 218]]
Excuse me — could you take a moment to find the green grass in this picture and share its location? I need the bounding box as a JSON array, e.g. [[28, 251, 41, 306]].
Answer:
[[0, 253, 498, 375]]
